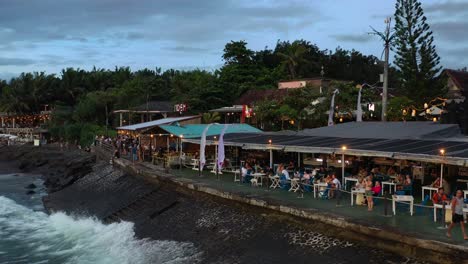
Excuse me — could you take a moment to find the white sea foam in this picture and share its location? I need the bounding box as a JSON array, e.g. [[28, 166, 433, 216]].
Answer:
[[0, 196, 201, 264]]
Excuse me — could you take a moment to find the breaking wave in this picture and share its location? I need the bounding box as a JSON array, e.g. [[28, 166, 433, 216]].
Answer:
[[0, 196, 200, 264]]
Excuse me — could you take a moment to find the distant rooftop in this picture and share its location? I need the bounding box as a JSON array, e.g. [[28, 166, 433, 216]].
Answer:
[[114, 101, 173, 113], [446, 69, 468, 93], [279, 122, 463, 140], [209, 105, 243, 113], [116, 116, 199, 131]]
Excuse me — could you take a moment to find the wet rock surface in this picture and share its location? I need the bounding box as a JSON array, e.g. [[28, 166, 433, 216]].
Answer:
[[1, 145, 429, 263], [45, 167, 427, 263], [0, 145, 95, 193]]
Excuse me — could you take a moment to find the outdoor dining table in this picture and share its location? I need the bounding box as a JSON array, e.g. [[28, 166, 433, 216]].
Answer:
[[313, 182, 328, 198], [433, 203, 468, 222], [344, 177, 358, 190], [392, 195, 414, 216], [251, 173, 266, 187], [382, 181, 397, 195], [422, 186, 438, 201], [351, 188, 365, 206]]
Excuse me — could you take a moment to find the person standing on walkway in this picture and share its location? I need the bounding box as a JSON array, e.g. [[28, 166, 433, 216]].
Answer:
[[446, 190, 468, 240], [364, 176, 374, 211]]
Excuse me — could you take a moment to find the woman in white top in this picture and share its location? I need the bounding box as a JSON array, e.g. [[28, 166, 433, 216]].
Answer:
[[447, 190, 468, 240], [282, 168, 290, 180]]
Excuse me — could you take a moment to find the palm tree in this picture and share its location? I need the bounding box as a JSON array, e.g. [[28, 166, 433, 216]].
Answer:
[[277, 41, 308, 79], [202, 112, 221, 124]]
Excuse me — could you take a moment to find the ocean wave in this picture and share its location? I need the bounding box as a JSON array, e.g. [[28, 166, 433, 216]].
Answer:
[[0, 196, 201, 264]]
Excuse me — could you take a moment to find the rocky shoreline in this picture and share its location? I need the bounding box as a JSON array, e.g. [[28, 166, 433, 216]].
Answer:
[[0, 144, 435, 263]]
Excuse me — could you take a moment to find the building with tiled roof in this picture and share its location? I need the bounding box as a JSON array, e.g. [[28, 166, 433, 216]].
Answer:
[[444, 69, 468, 99]]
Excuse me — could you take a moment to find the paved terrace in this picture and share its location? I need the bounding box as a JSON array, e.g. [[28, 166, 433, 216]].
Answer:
[[109, 151, 468, 248], [164, 167, 468, 244], [103, 150, 468, 261]]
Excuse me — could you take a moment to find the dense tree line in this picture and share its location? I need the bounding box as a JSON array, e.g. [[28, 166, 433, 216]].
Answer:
[[0, 39, 388, 121], [0, 0, 449, 141]]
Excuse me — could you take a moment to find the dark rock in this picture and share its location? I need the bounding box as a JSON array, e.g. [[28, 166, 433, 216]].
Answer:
[[26, 190, 35, 195], [18, 160, 31, 170], [25, 183, 37, 189], [34, 159, 48, 167]]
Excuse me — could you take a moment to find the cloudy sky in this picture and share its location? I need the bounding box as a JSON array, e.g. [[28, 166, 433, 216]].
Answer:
[[0, 0, 467, 79]]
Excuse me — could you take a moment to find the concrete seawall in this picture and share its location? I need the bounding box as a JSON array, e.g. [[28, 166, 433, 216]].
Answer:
[[94, 147, 468, 264]]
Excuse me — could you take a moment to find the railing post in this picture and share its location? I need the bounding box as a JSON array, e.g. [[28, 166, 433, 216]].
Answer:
[[442, 202, 447, 228], [384, 191, 389, 216]]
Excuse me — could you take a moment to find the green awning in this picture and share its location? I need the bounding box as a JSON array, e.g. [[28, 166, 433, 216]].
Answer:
[[159, 124, 262, 138]]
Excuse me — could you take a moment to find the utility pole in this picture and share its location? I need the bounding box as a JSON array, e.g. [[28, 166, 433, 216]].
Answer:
[[370, 17, 394, 122], [382, 17, 391, 122]]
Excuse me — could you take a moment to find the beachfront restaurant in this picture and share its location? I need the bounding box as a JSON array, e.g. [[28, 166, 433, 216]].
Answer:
[[115, 116, 201, 162], [157, 123, 262, 169], [183, 122, 468, 206], [116, 117, 261, 167]]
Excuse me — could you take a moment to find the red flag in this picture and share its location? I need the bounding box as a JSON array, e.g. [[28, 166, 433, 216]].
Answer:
[[241, 105, 246, 123]]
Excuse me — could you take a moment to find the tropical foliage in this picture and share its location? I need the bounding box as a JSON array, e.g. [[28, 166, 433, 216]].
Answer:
[[393, 0, 445, 103]]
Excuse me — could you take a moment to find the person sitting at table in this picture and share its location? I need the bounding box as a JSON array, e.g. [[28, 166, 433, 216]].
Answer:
[[396, 174, 404, 184], [276, 163, 283, 176], [358, 168, 367, 178], [403, 174, 412, 187], [431, 177, 450, 195], [397, 174, 411, 190], [302, 171, 311, 180], [355, 177, 364, 189], [277, 164, 291, 189], [329, 174, 341, 199], [287, 161, 295, 171], [387, 167, 396, 176], [372, 181, 382, 196], [432, 187, 448, 205], [323, 174, 332, 184], [281, 165, 291, 180], [242, 163, 253, 183], [431, 176, 441, 188]]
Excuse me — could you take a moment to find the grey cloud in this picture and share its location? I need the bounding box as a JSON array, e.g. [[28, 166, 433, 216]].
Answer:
[[425, 1, 468, 14], [126, 32, 145, 40], [441, 46, 468, 57], [0, 57, 35, 66], [332, 34, 372, 43], [437, 45, 468, 69], [0, 0, 321, 46], [432, 21, 468, 41], [163, 46, 211, 53]]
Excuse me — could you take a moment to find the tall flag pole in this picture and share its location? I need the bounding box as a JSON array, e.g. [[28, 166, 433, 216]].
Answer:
[[356, 85, 363, 122], [217, 124, 229, 174], [328, 89, 339, 126], [199, 123, 213, 173]]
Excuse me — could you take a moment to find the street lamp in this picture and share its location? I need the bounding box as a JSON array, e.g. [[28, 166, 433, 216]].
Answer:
[[268, 139, 273, 168], [150, 134, 154, 157], [341, 146, 347, 188], [439, 149, 445, 188]]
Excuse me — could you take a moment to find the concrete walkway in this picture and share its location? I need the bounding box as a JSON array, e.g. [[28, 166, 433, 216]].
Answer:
[[108, 154, 468, 262], [165, 167, 467, 245]]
